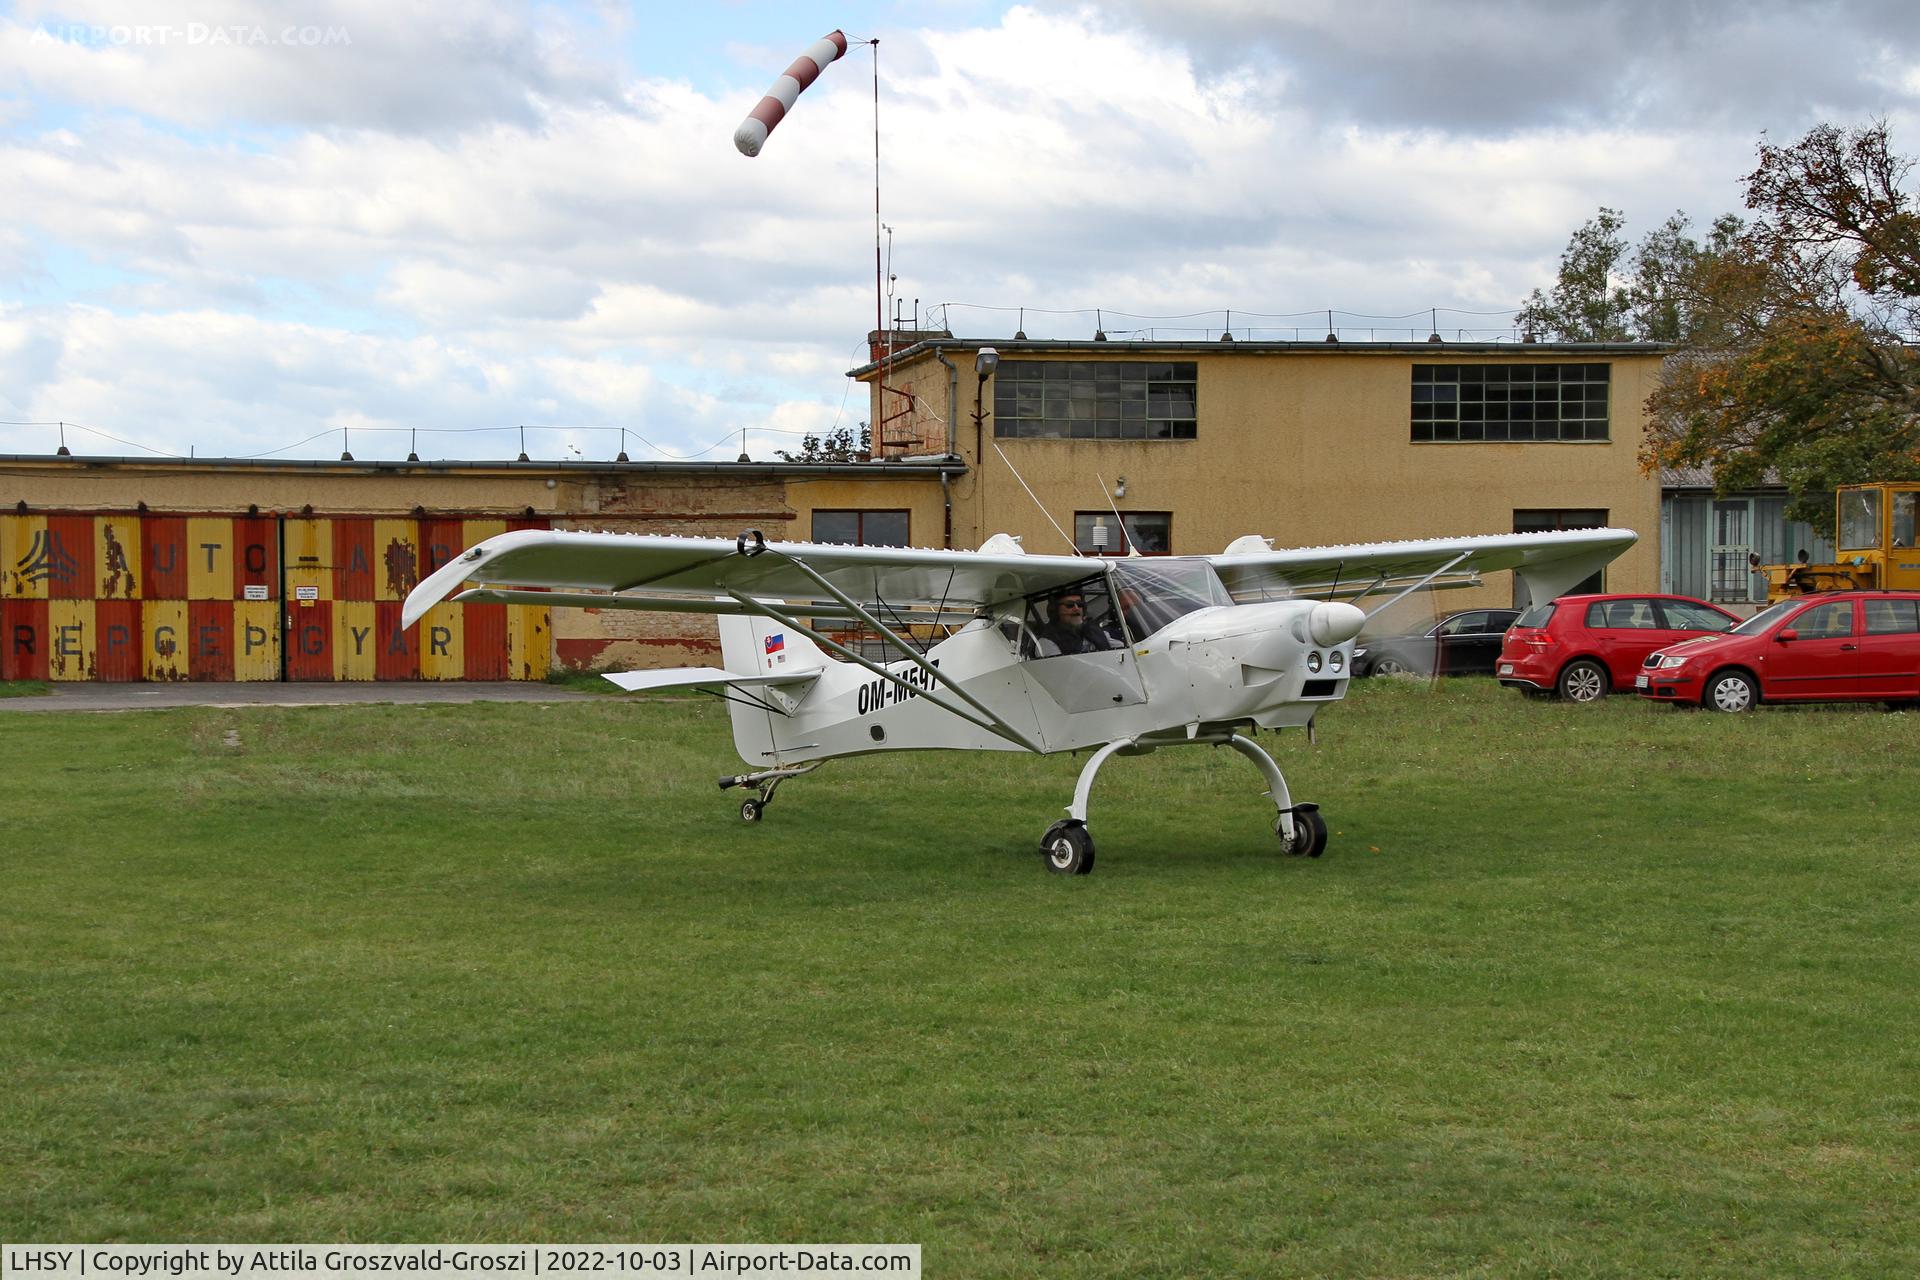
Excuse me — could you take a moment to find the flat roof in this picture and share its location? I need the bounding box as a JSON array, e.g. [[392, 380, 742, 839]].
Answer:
[[0, 454, 965, 478], [850, 336, 1673, 378]]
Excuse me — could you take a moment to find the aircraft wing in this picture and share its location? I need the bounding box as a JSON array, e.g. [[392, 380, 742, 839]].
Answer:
[[1208, 527, 1640, 606], [401, 528, 1100, 630]]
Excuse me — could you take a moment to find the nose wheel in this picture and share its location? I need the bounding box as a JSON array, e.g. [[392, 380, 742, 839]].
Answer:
[[1275, 804, 1328, 857]]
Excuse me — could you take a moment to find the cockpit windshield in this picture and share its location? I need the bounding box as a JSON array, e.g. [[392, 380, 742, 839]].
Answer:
[[1111, 559, 1231, 639]]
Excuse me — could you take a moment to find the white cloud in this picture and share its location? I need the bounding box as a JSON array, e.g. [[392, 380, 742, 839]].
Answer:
[[2, 0, 624, 132], [1, 3, 1911, 460], [0, 303, 847, 461]]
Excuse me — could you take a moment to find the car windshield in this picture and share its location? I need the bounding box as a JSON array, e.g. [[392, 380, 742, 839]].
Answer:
[[1111, 559, 1231, 639], [1728, 598, 1802, 636]]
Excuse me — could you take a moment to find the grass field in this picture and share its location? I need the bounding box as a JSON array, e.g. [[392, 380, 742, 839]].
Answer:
[[3, 680, 1917, 1275]]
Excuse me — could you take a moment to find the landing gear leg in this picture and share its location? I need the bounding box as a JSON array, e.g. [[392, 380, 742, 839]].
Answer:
[[719, 764, 819, 823], [1226, 733, 1328, 858], [1038, 733, 1331, 870], [1037, 738, 1142, 875]]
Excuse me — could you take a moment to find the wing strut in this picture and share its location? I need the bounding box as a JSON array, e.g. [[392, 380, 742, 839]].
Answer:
[[774, 555, 1045, 749], [1361, 552, 1474, 621]]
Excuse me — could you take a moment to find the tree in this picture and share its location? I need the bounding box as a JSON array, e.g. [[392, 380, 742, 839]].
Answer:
[[1624, 211, 1746, 344], [775, 421, 872, 463], [1514, 207, 1633, 341], [1638, 122, 1920, 529]]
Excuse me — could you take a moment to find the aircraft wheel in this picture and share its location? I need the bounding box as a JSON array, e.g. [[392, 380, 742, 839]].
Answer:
[[740, 798, 764, 823], [1276, 807, 1328, 858], [1556, 659, 1609, 703], [1040, 820, 1095, 875]]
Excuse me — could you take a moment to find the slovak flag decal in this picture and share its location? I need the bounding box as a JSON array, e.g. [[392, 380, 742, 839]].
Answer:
[[765, 633, 785, 656]]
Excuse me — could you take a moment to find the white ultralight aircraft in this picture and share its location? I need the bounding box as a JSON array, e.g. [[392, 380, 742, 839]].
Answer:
[[402, 524, 1635, 874]]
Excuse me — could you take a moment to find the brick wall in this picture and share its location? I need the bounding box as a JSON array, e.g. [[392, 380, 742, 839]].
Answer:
[[551, 475, 795, 671]]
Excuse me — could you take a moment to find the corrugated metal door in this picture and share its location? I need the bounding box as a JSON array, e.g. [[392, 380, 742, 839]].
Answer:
[[3, 509, 547, 683]]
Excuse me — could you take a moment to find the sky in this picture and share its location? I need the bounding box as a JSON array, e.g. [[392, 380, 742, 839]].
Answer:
[[1, 0, 1916, 463]]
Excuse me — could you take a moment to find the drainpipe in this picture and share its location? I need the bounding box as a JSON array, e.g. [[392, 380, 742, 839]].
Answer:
[[940, 470, 953, 550], [933, 346, 959, 548], [933, 346, 958, 457]]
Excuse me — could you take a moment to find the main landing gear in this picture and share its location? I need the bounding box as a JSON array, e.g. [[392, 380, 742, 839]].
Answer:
[[719, 764, 818, 823], [1038, 732, 1327, 875]]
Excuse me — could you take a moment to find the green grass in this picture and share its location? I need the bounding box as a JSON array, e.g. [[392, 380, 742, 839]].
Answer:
[[543, 669, 625, 694], [3, 680, 1917, 1275], [0, 679, 50, 697]]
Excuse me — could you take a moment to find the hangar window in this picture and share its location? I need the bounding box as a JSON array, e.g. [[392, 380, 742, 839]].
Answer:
[[811, 510, 909, 546], [1413, 364, 1610, 443], [995, 361, 1197, 440]]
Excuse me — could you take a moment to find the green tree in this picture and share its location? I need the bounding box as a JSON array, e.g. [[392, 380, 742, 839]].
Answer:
[[775, 421, 872, 463], [1515, 207, 1633, 341], [1624, 211, 1746, 343]]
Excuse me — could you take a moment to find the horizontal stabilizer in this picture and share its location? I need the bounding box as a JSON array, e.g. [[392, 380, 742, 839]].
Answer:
[[603, 667, 819, 694]]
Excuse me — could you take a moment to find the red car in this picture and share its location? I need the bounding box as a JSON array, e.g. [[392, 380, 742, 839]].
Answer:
[[1637, 591, 1920, 711], [1497, 593, 1740, 702]]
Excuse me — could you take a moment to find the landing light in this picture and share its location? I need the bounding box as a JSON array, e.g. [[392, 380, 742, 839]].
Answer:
[[1330, 650, 1343, 672], [1306, 651, 1323, 674]]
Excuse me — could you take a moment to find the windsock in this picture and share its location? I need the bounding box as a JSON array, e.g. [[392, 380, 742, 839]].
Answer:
[[733, 30, 849, 157]]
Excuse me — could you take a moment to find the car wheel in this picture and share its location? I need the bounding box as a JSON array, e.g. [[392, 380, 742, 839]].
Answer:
[[1704, 669, 1759, 713], [1371, 656, 1412, 677], [1556, 659, 1609, 703]]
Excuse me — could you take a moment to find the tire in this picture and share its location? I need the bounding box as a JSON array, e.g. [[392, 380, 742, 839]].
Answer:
[[1040, 820, 1095, 875], [1277, 806, 1328, 858], [1704, 669, 1759, 713], [1556, 659, 1609, 703], [1371, 656, 1413, 677], [739, 798, 763, 822]]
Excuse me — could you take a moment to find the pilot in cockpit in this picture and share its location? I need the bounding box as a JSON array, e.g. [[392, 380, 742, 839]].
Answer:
[[1037, 590, 1099, 655], [1016, 583, 1126, 658]]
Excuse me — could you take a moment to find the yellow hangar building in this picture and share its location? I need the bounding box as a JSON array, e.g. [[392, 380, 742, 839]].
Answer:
[[1, 332, 1671, 684], [856, 331, 1666, 592]]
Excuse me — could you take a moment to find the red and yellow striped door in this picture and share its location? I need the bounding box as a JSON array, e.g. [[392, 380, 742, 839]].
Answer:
[[2, 511, 547, 683]]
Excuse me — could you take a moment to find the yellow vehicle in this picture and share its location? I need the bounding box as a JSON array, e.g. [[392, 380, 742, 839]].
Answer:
[[1765, 482, 1920, 601]]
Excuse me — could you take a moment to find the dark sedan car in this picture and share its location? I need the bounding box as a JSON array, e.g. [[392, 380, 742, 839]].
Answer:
[[1353, 608, 1522, 677]]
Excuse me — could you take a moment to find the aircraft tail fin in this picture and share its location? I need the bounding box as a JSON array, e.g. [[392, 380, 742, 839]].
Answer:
[[717, 611, 829, 678], [714, 611, 832, 765]]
